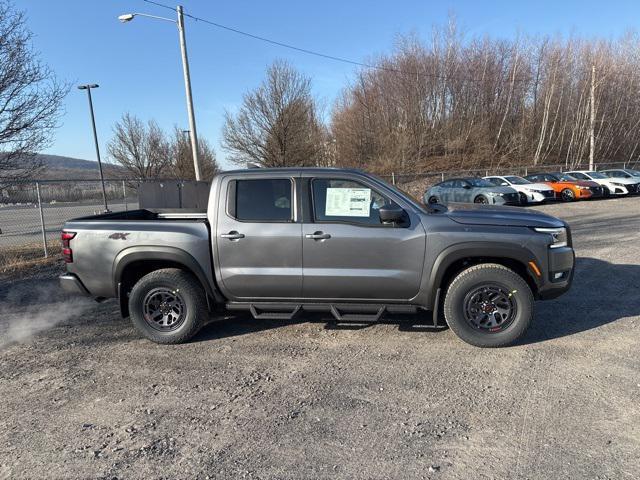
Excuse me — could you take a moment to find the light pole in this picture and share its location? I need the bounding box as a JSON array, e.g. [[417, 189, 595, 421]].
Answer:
[[78, 84, 109, 212], [118, 6, 202, 181]]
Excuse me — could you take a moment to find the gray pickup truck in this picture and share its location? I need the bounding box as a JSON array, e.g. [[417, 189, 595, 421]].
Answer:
[[60, 168, 574, 347]]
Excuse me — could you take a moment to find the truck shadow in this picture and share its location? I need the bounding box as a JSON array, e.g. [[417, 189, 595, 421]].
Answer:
[[517, 256, 640, 345], [194, 257, 639, 345]]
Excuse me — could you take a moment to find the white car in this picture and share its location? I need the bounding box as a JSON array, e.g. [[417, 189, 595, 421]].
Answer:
[[483, 175, 556, 204], [566, 171, 629, 196], [600, 169, 640, 195]]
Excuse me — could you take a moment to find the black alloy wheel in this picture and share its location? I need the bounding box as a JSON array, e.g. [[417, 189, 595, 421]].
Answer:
[[462, 284, 516, 333], [142, 287, 187, 331]]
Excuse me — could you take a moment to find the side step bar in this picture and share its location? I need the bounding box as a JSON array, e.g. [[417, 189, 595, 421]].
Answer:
[[225, 302, 443, 326]]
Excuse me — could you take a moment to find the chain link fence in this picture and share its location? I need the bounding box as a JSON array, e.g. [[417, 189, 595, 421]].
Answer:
[[0, 179, 139, 268], [1, 160, 638, 269]]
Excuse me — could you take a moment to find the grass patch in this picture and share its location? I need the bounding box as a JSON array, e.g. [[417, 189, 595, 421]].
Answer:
[[0, 242, 62, 274]]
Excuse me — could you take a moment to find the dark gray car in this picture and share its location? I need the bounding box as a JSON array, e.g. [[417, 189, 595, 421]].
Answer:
[[424, 177, 521, 205], [59, 168, 574, 348]]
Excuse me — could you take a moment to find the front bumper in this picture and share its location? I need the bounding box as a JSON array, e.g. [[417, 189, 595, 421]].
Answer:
[[59, 273, 91, 296], [538, 246, 575, 300]]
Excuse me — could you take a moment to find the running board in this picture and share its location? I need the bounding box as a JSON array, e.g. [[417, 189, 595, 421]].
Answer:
[[226, 302, 419, 322]]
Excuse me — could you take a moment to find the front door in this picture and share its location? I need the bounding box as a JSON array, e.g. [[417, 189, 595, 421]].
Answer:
[[301, 176, 426, 300], [216, 175, 302, 300]]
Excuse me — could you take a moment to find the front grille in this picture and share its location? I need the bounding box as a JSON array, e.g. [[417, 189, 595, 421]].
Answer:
[[589, 186, 603, 196], [542, 190, 555, 198], [627, 183, 640, 194]]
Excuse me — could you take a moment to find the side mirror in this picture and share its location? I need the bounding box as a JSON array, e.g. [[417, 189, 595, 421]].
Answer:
[[379, 205, 405, 224], [501, 182, 509, 186], [462, 184, 472, 189]]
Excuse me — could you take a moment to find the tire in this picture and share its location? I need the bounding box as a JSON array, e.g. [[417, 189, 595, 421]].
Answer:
[[129, 268, 208, 344], [560, 188, 575, 202], [428, 196, 439, 204], [474, 195, 488, 204], [443, 263, 534, 348], [518, 192, 528, 205]]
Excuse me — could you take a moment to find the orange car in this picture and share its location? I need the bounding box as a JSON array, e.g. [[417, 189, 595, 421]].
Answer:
[[524, 172, 604, 201]]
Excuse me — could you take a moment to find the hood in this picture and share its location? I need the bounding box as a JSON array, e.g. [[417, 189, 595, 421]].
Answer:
[[570, 180, 600, 187], [480, 185, 518, 194], [445, 203, 565, 228], [524, 183, 554, 191]]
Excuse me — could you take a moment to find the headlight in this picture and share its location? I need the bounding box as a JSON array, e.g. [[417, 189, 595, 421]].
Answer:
[[576, 185, 589, 190], [534, 227, 568, 248], [488, 192, 504, 196], [612, 182, 624, 187]]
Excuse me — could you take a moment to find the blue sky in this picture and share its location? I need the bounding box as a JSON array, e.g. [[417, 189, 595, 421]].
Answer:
[[19, 0, 640, 171]]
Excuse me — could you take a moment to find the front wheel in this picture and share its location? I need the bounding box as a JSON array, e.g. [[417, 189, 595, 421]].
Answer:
[[129, 268, 209, 344], [561, 188, 575, 202], [474, 195, 488, 204], [428, 196, 439, 204], [443, 263, 534, 347]]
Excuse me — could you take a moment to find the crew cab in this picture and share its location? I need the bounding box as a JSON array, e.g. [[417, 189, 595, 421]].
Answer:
[[60, 168, 575, 348]]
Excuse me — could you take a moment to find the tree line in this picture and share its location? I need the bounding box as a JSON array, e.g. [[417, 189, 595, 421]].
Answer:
[[223, 26, 640, 174]]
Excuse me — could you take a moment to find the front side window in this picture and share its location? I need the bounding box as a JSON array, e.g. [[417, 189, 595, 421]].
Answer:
[[312, 178, 398, 226], [235, 178, 292, 221], [570, 172, 589, 180]]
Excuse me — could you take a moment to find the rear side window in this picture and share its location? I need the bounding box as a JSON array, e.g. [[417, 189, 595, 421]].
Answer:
[[311, 178, 397, 226], [234, 179, 292, 221], [571, 172, 588, 180]]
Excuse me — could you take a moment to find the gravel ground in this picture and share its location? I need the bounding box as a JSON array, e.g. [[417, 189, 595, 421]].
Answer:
[[0, 197, 639, 480]]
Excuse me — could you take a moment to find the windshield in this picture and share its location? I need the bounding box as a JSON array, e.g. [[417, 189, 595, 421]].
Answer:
[[555, 173, 578, 182], [369, 174, 431, 214], [467, 178, 493, 187], [627, 169, 640, 176], [585, 171, 608, 179], [505, 176, 531, 185]]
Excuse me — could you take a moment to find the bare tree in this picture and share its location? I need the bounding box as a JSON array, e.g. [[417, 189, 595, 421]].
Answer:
[[107, 113, 171, 179], [0, 0, 67, 182], [170, 126, 219, 181], [222, 60, 327, 167]]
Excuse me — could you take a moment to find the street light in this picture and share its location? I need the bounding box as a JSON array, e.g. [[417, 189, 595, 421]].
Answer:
[[77, 84, 109, 213], [118, 6, 202, 181]]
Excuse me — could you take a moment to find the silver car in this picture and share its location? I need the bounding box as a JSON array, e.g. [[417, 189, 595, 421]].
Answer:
[[424, 177, 521, 205]]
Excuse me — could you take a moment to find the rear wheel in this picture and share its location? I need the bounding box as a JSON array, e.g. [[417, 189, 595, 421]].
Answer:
[[443, 263, 533, 348], [561, 188, 575, 202], [474, 195, 488, 204], [129, 268, 208, 344]]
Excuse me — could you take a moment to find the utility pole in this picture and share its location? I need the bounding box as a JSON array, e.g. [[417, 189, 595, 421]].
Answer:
[[177, 5, 202, 181], [78, 84, 109, 212], [589, 64, 595, 171]]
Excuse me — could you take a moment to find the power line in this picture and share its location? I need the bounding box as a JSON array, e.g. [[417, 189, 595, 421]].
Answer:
[[141, 0, 516, 83], [141, 0, 640, 85]]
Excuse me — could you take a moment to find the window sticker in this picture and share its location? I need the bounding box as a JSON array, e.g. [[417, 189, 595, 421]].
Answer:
[[325, 188, 371, 217]]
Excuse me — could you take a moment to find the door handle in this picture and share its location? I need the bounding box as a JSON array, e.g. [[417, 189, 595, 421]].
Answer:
[[305, 231, 331, 240], [221, 231, 245, 240]]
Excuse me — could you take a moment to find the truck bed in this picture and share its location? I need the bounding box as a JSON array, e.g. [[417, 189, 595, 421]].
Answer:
[[71, 208, 208, 222]]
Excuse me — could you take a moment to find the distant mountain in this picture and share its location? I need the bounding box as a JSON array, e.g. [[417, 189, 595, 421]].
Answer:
[[33, 154, 125, 179]]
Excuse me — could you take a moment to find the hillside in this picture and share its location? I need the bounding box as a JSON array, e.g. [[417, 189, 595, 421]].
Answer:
[[32, 154, 124, 179]]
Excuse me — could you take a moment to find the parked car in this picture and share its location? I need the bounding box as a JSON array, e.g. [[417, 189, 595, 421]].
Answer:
[[484, 175, 555, 204], [59, 167, 574, 348], [524, 172, 604, 201], [600, 169, 640, 194], [424, 177, 521, 205], [566, 170, 629, 196]]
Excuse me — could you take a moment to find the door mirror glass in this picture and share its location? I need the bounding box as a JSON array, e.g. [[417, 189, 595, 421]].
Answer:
[[379, 205, 405, 224]]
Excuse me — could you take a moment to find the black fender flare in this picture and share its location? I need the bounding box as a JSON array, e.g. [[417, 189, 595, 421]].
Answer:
[[113, 246, 223, 304], [425, 242, 541, 309]]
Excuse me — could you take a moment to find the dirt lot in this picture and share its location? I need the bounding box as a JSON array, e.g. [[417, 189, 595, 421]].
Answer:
[[1, 197, 639, 480]]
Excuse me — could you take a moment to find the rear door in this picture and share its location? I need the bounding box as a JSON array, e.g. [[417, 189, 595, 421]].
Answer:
[[301, 174, 426, 300], [215, 174, 302, 299]]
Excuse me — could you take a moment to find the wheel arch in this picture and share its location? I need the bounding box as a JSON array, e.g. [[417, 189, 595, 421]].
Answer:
[[113, 246, 223, 318], [426, 243, 541, 310]]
